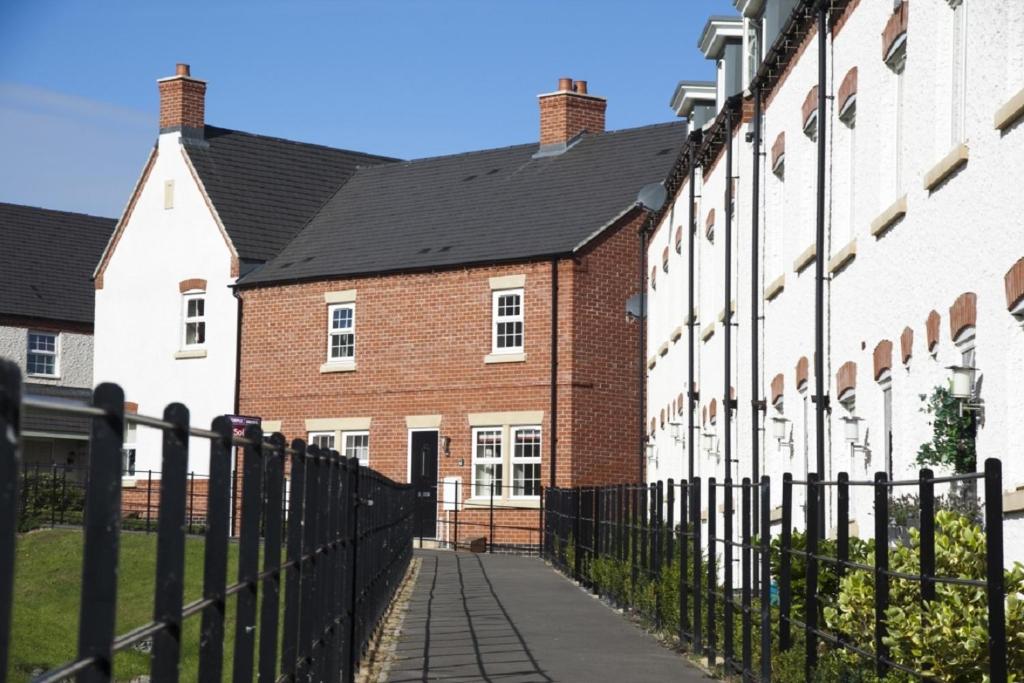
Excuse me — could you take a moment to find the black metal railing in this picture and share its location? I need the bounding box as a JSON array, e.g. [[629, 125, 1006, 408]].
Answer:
[[543, 462, 1010, 683], [433, 480, 544, 554], [0, 361, 414, 683]]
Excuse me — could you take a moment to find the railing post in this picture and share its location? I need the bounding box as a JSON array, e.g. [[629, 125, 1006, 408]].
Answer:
[[489, 477, 495, 553], [653, 481, 662, 627], [741, 478, 752, 678], [197, 417, 234, 683], [257, 434, 285, 682], [453, 480, 460, 551], [707, 476, 716, 667], [345, 457, 363, 683], [873, 471, 889, 679], [0, 361, 22, 679], [630, 484, 639, 594], [150, 404, 190, 683], [838, 472, 849, 579], [780, 473, 792, 651], [232, 424, 264, 683], [759, 476, 771, 683], [919, 469, 935, 603], [538, 484, 544, 556], [805, 472, 819, 679], [188, 470, 197, 535], [666, 479, 675, 568], [724, 477, 733, 672], [50, 463, 58, 528], [77, 382, 125, 683], [984, 458, 1007, 683], [573, 486, 582, 582], [692, 476, 702, 653], [146, 469, 153, 534]]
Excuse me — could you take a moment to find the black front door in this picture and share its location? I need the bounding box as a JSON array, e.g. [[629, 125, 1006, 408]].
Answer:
[[410, 431, 438, 538]]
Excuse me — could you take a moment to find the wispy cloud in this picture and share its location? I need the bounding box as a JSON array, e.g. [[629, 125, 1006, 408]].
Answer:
[[0, 83, 154, 217]]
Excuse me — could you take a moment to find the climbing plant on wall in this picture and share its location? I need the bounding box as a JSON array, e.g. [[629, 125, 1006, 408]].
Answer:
[[916, 386, 976, 474]]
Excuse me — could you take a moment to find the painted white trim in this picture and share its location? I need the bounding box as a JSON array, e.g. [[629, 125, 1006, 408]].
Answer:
[[324, 289, 357, 304], [488, 274, 525, 290], [326, 302, 356, 363], [305, 417, 372, 431], [467, 411, 544, 427], [491, 288, 524, 355]]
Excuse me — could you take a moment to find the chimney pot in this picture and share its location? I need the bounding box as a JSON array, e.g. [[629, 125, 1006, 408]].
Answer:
[[558, 77, 573, 92], [176, 63, 191, 77], [574, 80, 588, 94]]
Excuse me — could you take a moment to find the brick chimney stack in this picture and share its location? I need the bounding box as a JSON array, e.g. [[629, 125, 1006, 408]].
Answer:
[[537, 77, 606, 148], [158, 63, 206, 135]]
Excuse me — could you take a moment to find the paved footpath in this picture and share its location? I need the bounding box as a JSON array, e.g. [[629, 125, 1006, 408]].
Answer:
[[384, 550, 712, 683]]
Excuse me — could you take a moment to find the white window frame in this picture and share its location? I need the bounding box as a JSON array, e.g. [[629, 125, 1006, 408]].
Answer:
[[510, 426, 542, 499], [181, 291, 207, 350], [26, 331, 59, 377], [326, 303, 356, 363], [307, 431, 336, 451], [122, 422, 137, 477], [491, 288, 524, 354], [342, 430, 370, 467], [471, 427, 504, 497], [950, 0, 967, 145]]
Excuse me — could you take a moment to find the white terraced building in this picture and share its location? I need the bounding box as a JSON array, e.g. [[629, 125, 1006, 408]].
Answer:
[[644, 0, 1024, 562]]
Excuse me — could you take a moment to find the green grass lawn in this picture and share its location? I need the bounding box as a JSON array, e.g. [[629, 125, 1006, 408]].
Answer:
[[6, 528, 252, 681]]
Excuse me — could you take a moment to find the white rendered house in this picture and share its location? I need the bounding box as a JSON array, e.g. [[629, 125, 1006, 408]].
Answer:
[[645, 0, 1024, 561]]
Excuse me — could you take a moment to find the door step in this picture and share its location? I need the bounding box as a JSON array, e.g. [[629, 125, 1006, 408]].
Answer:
[[413, 538, 444, 550]]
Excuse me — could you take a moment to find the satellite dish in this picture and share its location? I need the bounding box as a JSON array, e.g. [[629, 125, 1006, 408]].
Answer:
[[625, 293, 647, 321], [636, 182, 668, 213]]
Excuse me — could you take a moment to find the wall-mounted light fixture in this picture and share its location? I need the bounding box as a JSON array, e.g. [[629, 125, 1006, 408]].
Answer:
[[947, 365, 984, 417], [645, 441, 658, 466], [771, 417, 793, 452], [842, 415, 870, 457], [442, 435, 452, 457], [702, 431, 720, 458], [669, 420, 685, 447]]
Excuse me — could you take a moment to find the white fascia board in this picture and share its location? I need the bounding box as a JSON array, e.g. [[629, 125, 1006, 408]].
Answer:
[[699, 17, 744, 59]]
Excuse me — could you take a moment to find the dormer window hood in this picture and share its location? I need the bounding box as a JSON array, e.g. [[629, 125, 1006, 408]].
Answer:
[[669, 81, 718, 133], [698, 16, 745, 113]]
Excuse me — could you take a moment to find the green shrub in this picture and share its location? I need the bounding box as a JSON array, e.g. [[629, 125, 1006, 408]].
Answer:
[[825, 510, 1024, 681]]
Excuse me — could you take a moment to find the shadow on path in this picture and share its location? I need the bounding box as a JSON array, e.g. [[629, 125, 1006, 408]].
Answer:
[[386, 550, 710, 683]]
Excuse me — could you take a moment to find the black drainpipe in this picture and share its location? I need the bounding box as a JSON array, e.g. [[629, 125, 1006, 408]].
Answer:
[[549, 257, 558, 488], [814, 1, 828, 538], [750, 86, 763, 541], [687, 130, 701, 482], [724, 101, 735, 484], [638, 225, 648, 483]]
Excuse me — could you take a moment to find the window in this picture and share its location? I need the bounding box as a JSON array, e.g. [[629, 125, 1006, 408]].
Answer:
[[327, 303, 355, 362], [511, 427, 542, 497], [492, 289, 523, 353], [472, 428, 503, 496], [122, 422, 137, 476], [343, 431, 369, 466], [182, 293, 206, 348], [746, 20, 762, 86], [883, 385, 893, 477], [26, 332, 58, 376], [887, 36, 908, 191], [308, 431, 336, 451]]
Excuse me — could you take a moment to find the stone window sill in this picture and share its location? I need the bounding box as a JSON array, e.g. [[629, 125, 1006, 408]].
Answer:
[[647, 356, 657, 370], [923, 143, 969, 191], [657, 342, 669, 357], [464, 497, 540, 510], [122, 478, 138, 488], [174, 349, 207, 360], [870, 194, 907, 237], [994, 86, 1024, 131], [764, 273, 785, 301], [484, 352, 526, 364], [793, 242, 816, 274], [828, 238, 857, 275], [700, 322, 715, 342], [320, 361, 356, 373], [670, 325, 682, 342]]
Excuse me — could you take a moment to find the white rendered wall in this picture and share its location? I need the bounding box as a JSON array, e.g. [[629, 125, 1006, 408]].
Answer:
[[647, 1, 1024, 563], [94, 132, 239, 476]]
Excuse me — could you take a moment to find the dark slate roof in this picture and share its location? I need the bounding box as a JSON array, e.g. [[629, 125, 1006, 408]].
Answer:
[[22, 384, 93, 437], [0, 203, 115, 324], [241, 121, 687, 286], [184, 126, 399, 262]]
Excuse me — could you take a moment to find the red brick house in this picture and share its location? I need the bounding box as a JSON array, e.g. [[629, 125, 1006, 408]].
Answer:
[[236, 79, 686, 548]]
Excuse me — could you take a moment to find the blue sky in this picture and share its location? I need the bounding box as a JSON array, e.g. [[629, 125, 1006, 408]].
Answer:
[[0, 0, 735, 217]]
